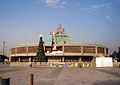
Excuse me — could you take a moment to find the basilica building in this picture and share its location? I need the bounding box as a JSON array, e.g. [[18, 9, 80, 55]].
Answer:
[[9, 26, 109, 67]]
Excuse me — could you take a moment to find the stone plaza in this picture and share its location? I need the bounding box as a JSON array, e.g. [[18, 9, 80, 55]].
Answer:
[[0, 64, 120, 85]]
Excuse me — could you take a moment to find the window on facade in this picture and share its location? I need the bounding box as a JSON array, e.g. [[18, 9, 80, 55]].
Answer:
[[57, 46, 62, 51], [83, 46, 96, 53], [106, 48, 108, 54], [17, 47, 27, 53], [45, 47, 52, 53], [28, 46, 37, 53], [11, 48, 15, 54], [64, 46, 81, 53], [97, 47, 104, 53]]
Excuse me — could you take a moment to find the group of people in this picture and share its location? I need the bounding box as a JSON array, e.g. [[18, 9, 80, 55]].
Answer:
[[0, 55, 9, 64]]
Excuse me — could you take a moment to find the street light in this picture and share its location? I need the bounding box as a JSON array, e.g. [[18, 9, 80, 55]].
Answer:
[[3, 41, 5, 55]]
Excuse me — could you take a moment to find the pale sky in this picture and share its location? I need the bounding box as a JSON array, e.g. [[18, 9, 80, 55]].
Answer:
[[0, 0, 120, 54]]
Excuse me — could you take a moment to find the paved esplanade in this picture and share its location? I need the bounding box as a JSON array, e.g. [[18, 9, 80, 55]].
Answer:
[[0, 64, 120, 85]]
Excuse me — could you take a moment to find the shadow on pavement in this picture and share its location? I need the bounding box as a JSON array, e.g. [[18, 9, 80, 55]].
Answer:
[[44, 67, 63, 79], [0, 68, 24, 74], [37, 67, 63, 85], [96, 68, 120, 78], [94, 80, 120, 85]]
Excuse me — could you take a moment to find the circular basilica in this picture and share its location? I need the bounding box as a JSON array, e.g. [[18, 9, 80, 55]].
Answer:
[[9, 26, 109, 64]]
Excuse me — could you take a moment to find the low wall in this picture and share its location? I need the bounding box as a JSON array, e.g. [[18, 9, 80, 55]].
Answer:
[[10, 62, 50, 67], [10, 62, 31, 67], [10, 62, 96, 67], [10, 62, 120, 67], [113, 62, 120, 67]]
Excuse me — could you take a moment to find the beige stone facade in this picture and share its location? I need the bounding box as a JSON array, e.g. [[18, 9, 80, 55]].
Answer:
[[10, 44, 108, 63]]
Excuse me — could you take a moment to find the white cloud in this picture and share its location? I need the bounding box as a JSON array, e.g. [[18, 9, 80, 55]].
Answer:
[[111, 0, 120, 6], [105, 14, 112, 23], [91, 3, 111, 9], [41, 0, 67, 8], [80, 3, 112, 12], [40, 0, 69, 8], [116, 0, 120, 4], [43, 0, 59, 6]]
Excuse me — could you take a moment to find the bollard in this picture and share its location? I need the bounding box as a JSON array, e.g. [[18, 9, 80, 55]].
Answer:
[[30, 74, 33, 85], [0, 77, 10, 85], [79, 64, 82, 68]]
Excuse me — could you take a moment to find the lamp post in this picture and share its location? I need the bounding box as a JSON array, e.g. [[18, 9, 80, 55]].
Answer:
[[3, 41, 5, 55]]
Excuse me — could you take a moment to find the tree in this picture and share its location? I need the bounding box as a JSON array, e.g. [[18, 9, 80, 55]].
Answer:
[[111, 50, 120, 62], [35, 36, 47, 64], [112, 50, 117, 59]]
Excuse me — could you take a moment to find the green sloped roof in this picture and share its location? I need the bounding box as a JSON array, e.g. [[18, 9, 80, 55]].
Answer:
[[16, 36, 101, 47], [44, 36, 52, 45], [16, 35, 105, 47], [44, 35, 76, 45], [56, 36, 75, 44]]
